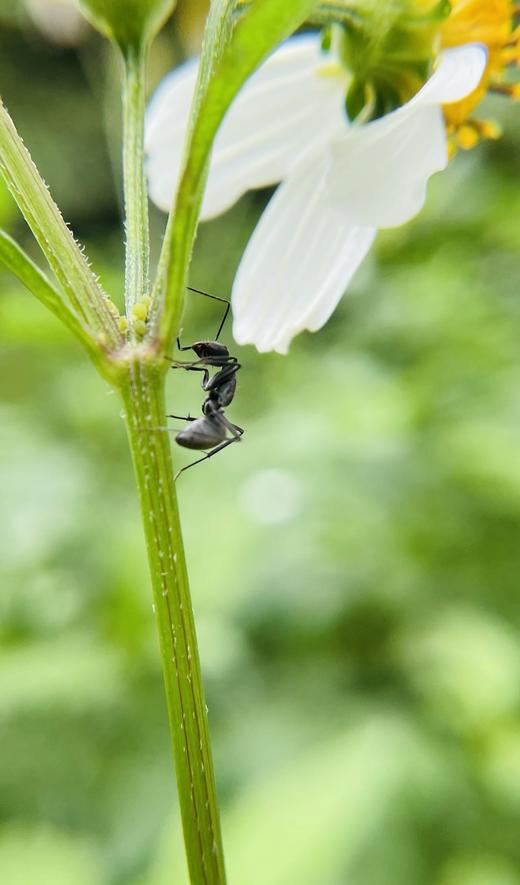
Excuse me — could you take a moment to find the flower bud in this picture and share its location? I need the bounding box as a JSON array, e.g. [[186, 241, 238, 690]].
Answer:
[[76, 0, 176, 52], [320, 0, 451, 120]]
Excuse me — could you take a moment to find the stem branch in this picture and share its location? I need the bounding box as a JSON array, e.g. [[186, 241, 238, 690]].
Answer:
[[0, 97, 122, 347]]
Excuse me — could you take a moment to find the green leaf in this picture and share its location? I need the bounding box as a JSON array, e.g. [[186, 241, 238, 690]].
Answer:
[[151, 0, 319, 351]]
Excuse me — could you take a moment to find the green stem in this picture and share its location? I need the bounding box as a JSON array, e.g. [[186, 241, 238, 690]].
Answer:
[[122, 46, 150, 314], [121, 366, 227, 885], [0, 97, 122, 348]]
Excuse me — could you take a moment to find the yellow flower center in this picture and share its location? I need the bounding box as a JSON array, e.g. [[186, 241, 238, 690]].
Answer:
[[440, 0, 520, 149]]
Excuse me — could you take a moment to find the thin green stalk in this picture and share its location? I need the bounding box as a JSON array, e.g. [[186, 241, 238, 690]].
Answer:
[[122, 45, 150, 313], [0, 97, 122, 348], [121, 366, 227, 885]]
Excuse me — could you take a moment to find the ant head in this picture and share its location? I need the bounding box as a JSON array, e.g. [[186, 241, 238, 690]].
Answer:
[[192, 341, 229, 359]]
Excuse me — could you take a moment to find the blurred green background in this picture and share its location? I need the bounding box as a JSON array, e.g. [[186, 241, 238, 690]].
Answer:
[[1, 2, 520, 884]]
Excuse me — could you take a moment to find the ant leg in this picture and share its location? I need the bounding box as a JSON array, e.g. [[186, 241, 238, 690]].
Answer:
[[167, 355, 236, 369], [167, 359, 205, 371], [142, 414, 196, 433], [174, 435, 241, 480], [168, 363, 211, 388], [170, 361, 239, 395], [215, 412, 244, 439], [167, 358, 204, 368], [185, 366, 210, 389]]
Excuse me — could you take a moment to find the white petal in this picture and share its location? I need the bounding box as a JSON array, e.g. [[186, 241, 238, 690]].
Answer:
[[145, 59, 199, 150], [410, 43, 488, 107], [145, 59, 199, 212], [232, 154, 375, 354], [324, 44, 486, 229], [325, 104, 447, 227], [145, 34, 347, 219], [202, 36, 347, 218]]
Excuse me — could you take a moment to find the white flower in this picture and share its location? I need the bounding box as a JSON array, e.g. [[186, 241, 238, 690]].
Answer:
[[146, 34, 487, 353]]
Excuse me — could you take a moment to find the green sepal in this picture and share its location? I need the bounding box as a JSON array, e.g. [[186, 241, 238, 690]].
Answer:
[[321, 26, 332, 52], [330, 0, 445, 121], [345, 78, 369, 120], [76, 0, 176, 52]]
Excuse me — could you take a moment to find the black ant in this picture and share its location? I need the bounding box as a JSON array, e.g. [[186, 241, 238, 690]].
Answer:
[[166, 286, 244, 479]]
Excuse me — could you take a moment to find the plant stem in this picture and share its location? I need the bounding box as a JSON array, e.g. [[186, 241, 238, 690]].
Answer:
[[119, 39, 226, 883], [121, 365, 227, 885], [122, 46, 150, 314]]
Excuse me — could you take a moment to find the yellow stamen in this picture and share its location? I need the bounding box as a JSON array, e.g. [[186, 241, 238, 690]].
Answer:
[[456, 123, 480, 148], [500, 47, 520, 64], [488, 81, 520, 98], [316, 61, 346, 80], [478, 119, 502, 138], [441, 0, 519, 150]]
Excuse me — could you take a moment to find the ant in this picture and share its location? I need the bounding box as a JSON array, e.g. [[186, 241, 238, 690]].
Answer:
[[166, 286, 244, 479]]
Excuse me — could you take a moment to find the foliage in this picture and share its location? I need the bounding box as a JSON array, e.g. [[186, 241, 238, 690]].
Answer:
[[1, 6, 520, 885], [0, 1, 320, 881]]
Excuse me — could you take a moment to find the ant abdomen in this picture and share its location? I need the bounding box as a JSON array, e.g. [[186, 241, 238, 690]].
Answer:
[[176, 416, 226, 450]]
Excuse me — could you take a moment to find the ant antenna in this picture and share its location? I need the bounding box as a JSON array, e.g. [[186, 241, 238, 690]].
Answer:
[[187, 286, 230, 341]]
